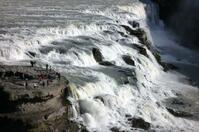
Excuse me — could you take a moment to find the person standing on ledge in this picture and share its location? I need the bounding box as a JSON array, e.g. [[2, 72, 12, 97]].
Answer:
[[24, 79, 28, 88], [42, 81, 45, 87], [30, 61, 36, 67], [46, 64, 49, 71], [30, 61, 34, 67], [56, 72, 61, 80], [49, 66, 52, 71]]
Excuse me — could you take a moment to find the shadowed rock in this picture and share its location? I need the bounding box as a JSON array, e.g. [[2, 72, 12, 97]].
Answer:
[[0, 87, 16, 113], [99, 61, 115, 66], [92, 48, 103, 63], [110, 127, 121, 132], [160, 62, 178, 72], [128, 21, 140, 28], [163, 97, 195, 118], [121, 24, 177, 71], [122, 55, 135, 66], [0, 117, 29, 132], [121, 25, 151, 49], [166, 107, 193, 117], [129, 117, 150, 130], [154, 0, 199, 49], [92, 48, 115, 66], [133, 45, 149, 58], [26, 51, 36, 58]]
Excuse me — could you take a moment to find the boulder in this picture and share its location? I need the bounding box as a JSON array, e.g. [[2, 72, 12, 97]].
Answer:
[[153, 51, 178, 72], [92, 48, 103, 63], [121, 25, 150, 46], [160, 62, 178, 72], [133, 45, 149, 58], [128, 21, 140, 28], [110, 127, 121, 132], [164, 97, 194, 118], [129, 117, 150, 130], [99, 61, 115, 66], [27, 51, 36, 58], [166, 107, 193, 117], [0, 117, 28, 132], [122, 55, 135, 66]]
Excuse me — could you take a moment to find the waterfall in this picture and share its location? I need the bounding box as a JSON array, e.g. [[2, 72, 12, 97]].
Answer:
[[0, 0, 199, 131]]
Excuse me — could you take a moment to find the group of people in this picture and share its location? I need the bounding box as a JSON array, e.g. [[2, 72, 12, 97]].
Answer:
[[24, 61, 61, 88]]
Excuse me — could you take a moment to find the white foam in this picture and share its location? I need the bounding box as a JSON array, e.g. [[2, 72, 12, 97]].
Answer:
[[0, 0, 198, 131]]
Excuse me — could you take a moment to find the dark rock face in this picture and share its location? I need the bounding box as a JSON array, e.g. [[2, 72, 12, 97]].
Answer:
[[110, 127, 121, 132], [129, 117, 150, 130], [160, 62, 178, 72], [153, 52, 178, 72], [166, 107, 193, 117], [122, 55, 135, 66], [152, 0, 181, 23], [133, 45, 149, 58], [121, 24, 178, 72], [0, 88, 16, 113], [92, 48, 103, 63], [92, 48, 115, 66], [163, 97, 195, 118], [99, 61, 115, 66], [26, 51, 36, 58], [0, 65, 77, 131], [0, 117, 29, 132], [128, 21, 140, 28], [154, 0, 199, 49], [121, 25, 151, 49]]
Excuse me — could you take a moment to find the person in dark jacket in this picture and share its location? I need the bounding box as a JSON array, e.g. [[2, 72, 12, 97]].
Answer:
[[30, 61, 34, 67], [46, 64, 49, 71]]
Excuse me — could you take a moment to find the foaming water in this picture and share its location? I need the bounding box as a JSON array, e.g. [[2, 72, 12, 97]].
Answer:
[[0, 0, 199, 131]]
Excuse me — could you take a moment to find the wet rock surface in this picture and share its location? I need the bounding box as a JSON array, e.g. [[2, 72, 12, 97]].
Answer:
[[92, 48, 115, 66], [122, 55, 135, 66], [121, 25, 151, 49], [128, 117, 150, 130], [163, 96, 199, 120], [110, 127, 121, 132], [99, 61, 115, 66], [166, 107, 193, 117], [92, 48, 103, 63], [121, 24, 179, 72], [128, 21, 140, 28]]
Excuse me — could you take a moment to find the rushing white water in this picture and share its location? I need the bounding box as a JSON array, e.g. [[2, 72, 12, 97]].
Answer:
[[0, 0, 199, 131]]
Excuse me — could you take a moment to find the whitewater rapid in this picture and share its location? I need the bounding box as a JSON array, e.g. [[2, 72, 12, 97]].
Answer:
[[0, 0, 199, 131]]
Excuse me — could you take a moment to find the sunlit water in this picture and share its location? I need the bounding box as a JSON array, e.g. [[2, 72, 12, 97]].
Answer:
[[0, 0, 199, 131]]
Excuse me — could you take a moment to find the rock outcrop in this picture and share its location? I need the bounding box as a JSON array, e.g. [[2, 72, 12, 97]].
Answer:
[[163, 96, 199, 119], [128, 117, 150, 130], [122, 55, 135, 66], [92, 48, 103, 63], [92, 48, 115, 66], [121, 24, 178, 72], [0, 65, 78, 131]]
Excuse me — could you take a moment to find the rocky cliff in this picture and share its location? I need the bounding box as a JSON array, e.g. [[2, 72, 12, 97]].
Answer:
[[153, 0, 199, 50], [0, 65, 82, 132]]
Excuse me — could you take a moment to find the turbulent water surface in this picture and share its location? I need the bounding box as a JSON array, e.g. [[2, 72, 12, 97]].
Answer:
[[0, 0, 199, 131]]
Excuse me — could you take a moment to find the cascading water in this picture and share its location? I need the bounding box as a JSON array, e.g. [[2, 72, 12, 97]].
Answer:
[[0, 0, 199, 131]]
